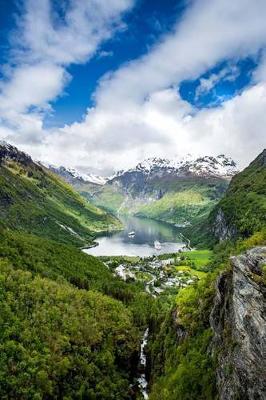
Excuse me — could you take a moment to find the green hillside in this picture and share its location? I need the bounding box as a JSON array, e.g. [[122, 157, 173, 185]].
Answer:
[[136, 188, 215, 226], [83, 184, 126, 214], [0, 144, 121, 247], [0, 144, 150, 399], [0, 229, 150, 399], [135, 177, 227, 226], [211, 149, 266, 239]]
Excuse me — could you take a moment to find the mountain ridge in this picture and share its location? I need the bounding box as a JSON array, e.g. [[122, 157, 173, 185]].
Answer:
[[0, 141, 121, 246], [111, 154, 238, 181], [48, 154, 238, 187]]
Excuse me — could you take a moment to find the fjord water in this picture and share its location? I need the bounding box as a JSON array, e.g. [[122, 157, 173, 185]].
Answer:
[[84, 216, 185, 257]]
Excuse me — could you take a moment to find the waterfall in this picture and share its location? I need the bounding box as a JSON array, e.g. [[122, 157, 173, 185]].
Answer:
[[137, 328, 149, 399]]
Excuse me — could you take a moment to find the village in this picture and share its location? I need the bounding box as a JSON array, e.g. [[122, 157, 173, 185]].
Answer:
[[102, 250, 210, 297]]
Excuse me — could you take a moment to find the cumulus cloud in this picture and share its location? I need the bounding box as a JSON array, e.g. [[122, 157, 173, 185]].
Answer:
[[0, 0, 134, 142], [13, 0, 133, 65], [0, 0, 266, 173], [41, 83, 265, 173], [0, 64, 67, 114]]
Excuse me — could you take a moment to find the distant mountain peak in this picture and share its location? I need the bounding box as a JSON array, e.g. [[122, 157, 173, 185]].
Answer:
[[111, 154, 238, 181], [47, 165, 107, 186]]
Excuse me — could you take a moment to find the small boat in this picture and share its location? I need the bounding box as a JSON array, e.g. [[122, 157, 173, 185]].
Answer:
[[128, 231, 135, 238], [154, 240, 161, 250]]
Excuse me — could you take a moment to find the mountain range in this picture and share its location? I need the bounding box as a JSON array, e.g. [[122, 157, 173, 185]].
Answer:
[[49, 154, 239, 229], [49, 154, 238, 186]]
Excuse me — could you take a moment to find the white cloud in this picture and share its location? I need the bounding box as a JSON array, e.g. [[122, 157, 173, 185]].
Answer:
[[0, 64, 67, 115], [93, 0, 266, 110], [0, 0, 266, 173], [0, 0, 134, 142], [13, 0, 133, 65], [35, 82, 265, 173]]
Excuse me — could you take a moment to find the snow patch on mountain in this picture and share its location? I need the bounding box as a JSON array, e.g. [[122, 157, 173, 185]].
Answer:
[[47, 165, 107, 185], [68, 168, 107, 185]]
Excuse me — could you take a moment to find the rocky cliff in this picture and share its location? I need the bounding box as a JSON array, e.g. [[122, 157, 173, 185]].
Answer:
[[211, 247, 266, 400], [212, 208, 238, 241]]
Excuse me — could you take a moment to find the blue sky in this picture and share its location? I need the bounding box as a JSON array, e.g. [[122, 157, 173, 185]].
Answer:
[[43, 0, 187, 127], [0, 0, 265, 173]]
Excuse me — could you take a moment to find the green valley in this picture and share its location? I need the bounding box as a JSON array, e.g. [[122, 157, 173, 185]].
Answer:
[[51, 156, 234, 228]]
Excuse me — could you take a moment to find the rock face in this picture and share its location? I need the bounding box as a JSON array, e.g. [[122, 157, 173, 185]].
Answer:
[[212, 208, 237, 241], [211, 247, 266, 400]]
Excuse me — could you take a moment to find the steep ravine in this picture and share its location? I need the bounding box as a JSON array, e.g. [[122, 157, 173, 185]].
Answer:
[[211, 247, 266, 400]]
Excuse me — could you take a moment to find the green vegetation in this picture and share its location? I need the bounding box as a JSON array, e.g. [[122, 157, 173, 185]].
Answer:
[[147, 247, 218, 399], [0, 220, 154, 398], [0, 227, 151, 323], [0, 157, 121, 247], [148, 230, 266, 400], [0, 261, 139, 399], [136, 189, 215, 226], [149, 274, 217, 400], [175, 266, 206, 279], [0, 228, 115, 290], [180, 249, 213, 270], [0, 146, 152, 398], [147, 153, 266, 399], [90, 185, 125, 214], [185, 150, 266, 248], [210, 149, 266, 241], [74, 174, 229, 228]]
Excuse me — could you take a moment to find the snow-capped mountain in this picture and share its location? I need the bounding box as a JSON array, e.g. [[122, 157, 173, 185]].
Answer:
[[48, 165, 107, 186], [45, 154, 239, 221], [111, 154, 238, 182], [48, 154, 238, 190]]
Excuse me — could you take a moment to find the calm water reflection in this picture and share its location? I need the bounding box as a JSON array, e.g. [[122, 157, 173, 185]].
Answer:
[[84, 216, 184, 257]]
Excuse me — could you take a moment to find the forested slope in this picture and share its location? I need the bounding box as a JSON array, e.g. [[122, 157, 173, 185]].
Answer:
[[0, 143, 150, 399], [0, 142, 121, 247]]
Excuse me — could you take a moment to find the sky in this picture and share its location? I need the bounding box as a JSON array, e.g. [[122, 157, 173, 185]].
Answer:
[[0, 0, 265, 175]]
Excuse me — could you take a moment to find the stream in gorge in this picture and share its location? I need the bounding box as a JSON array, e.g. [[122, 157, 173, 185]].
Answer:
[[137, 328, 149, 399]]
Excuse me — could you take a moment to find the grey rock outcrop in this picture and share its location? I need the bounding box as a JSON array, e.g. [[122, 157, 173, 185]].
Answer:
[[211, 247, 266, 399], [212, 208, 237, 241]]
